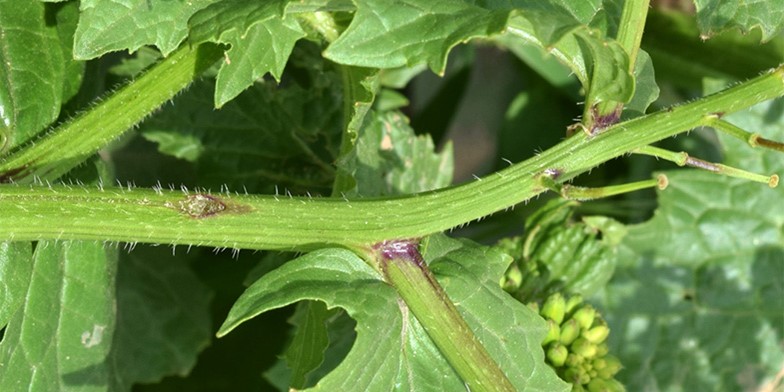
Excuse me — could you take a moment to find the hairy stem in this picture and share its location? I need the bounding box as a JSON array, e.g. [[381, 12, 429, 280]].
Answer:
[[0, 43, 223, 183], [376, 240, 515, 392], [1, 67, 783, 250]]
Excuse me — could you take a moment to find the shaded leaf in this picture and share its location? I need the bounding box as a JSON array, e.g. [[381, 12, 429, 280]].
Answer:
[[601, 98, 784, 391], [694, 0, 784, 41], [337, 110, 453, 197], [109, 246, 212, 389], [73, 0, 216, 59], [140, 43, 343, 194], [0, 1, 83, 151], [220, 238, 569, 391], [189, 0, 306, 107]]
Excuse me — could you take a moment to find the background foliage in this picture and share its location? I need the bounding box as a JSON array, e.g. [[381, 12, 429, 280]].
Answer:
[[0, 0, 782, 391]]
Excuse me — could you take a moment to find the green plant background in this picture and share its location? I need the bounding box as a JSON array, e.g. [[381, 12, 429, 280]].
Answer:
[[0, 1, 783, 391]]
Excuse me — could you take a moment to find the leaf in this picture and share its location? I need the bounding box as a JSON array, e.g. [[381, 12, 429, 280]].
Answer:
[[642, 10, 784, 90], [0, 1, 83, 152], [0, 241, 117, 391], [601, 98, 784, 390], [502, 16, 634, 108], [0, 242, 32, 330], [140, 43, 343, 194], [188, 0, 306, 107], [109, 245, 212, 389], [324, 0, 599, 74], [73, 0, 216, 59], [219, 238, 569, 391], [498, 199, 626, 303], [336, 110, 453, 197], [693, 0, 784, 42]]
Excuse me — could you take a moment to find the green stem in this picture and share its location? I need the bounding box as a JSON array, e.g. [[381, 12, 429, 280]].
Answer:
[[616, 0, 651, 73], [635, 145, 779, 186], [1, 67, 783, 250], [376, 240, 515, 392], [590, 0, 651, 127], [0, 43, 223, 183], [560, 175, 667, 201], [709, 118, 784, 152]]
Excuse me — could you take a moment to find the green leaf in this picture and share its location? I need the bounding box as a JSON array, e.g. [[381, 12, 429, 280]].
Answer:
[[0, 241, 117, 391], [73, 0, 216, 59], [693, 0, 784, 42], [109, 245, 212, 389], [601, 98, 784, 390], [337, 110, 453, 197], [642, 10, 784, 90], [189, 0, 306, 107], [623, 50, 659, 118], [0, 242, 32, 329], [140, 45, 343, 193], [498, 199, 626, 303], [324, 0, 598, 74], [0, 1, 83, 152], [220, 238, 569, 391]]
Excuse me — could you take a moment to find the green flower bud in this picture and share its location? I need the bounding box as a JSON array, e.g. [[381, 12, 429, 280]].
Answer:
[[599, 355, 623, 378], [583, 324, 610, 344], [541, 293, 567, 324], [567, 366, 592, 385], [542, 319, 561, 345], [528, 301, 540, 313], [587, 378, 609, 392], [595, 343, 609, 357], [565, 294, 583, 314], [571, 383, 587, 392], [547, 343, 569, 367], [571, 337, 598, 358], [588, 378, 625, 392], [559, 318, 581, 345], [593, 358, 607, 371], [566, 353, 583, 367], [572, 305, 597, 330]]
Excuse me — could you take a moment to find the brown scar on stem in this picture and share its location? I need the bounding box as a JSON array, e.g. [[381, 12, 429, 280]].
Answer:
[[167, 193, 252, 218]]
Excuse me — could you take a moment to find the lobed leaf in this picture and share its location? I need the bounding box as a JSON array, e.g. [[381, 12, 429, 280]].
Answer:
[[324, 0, 598, 75], [693, 0, 784, 42], [337, 110, 453, 197], [73, 0, 216, 59], [140, 44, 343, 194], [189, 0, 305, 107], [220, 238, 569, 391]]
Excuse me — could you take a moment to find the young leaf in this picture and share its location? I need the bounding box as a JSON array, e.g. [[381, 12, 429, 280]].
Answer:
[[601, 98, 784, 390], [188, 0, 306, 107], [73, 0, 216, 59], [0, 241, 117, 391], [219, 239, 569, 391], [0, 1, 82, 151], [693, 0, 784, 41]]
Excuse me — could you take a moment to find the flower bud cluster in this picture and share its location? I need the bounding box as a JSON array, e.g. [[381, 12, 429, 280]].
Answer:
[[531, 293, 624, 392]]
